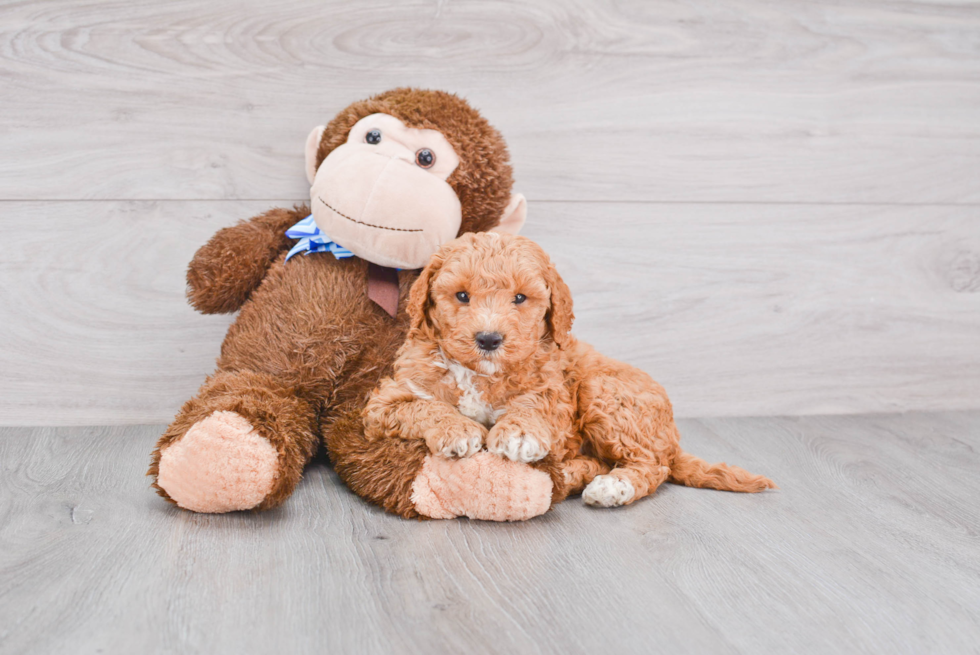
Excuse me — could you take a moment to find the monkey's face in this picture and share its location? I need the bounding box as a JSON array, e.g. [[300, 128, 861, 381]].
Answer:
[[308, 113, 463, 269]]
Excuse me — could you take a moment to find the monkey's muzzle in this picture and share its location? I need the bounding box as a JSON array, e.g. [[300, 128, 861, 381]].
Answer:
[[310, 148, 462, 269]]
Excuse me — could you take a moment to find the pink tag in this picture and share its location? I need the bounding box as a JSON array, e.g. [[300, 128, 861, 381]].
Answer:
[[367, 264, 400, 318]]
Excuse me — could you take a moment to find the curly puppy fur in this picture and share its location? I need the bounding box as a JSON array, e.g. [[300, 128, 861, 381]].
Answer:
[[149, 88, 521, 514], [364, 233, 775, 508]]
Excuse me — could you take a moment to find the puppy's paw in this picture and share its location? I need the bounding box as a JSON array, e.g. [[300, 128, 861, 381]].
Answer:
[[487, 421, 549, 463], [441, 432, 483, 459], [583, 475, 635, 508], [426, 420, 484, 459]]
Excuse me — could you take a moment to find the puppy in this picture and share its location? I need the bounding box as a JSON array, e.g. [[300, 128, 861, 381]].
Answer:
[[364, 232, 774, 509]]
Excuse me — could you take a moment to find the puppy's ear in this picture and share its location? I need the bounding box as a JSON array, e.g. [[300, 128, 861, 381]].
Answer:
[[407, 252, 444, 335], [545, 261, 574, 349]]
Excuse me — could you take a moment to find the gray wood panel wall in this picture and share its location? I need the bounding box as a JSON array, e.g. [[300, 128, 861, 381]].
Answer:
[[1, 0, 978, 426]]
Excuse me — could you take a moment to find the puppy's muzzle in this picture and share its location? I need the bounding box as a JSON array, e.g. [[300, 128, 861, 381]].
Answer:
[[475, 331, 503, 352]]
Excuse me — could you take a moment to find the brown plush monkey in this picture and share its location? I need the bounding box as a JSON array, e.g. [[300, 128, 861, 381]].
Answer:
[[149, 88, 562, 519]]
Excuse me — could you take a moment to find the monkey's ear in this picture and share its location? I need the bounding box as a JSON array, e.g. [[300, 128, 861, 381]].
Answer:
[[492, 193, 527, 235], [304, 125, 326, 186]]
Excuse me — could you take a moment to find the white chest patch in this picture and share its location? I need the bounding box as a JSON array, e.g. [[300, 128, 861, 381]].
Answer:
[[441, 352, 505, 427]]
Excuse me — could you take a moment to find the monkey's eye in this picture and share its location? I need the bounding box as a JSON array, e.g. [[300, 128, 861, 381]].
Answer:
[[416, 148, 435, 168], [365, 129, 382, 145], [514, 293, 527, 304], [455, 291, 470, 303]]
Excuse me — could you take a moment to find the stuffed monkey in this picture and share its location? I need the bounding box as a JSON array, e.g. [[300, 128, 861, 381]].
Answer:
[[149, 88, 562, 519]]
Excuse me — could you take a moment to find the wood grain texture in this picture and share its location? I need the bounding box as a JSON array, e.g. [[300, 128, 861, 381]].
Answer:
[[1, 412, 978, 654], [1, 200, 977, 426], [1, 1, 978, 423], [1, 0, 979, 202]]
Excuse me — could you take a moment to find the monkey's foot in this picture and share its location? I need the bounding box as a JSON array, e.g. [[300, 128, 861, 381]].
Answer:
[[156, 411, 279, 513], [411, 451, 553, 521]]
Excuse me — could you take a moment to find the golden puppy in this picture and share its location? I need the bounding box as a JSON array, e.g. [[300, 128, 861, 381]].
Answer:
[[364, 232, 774, 509]]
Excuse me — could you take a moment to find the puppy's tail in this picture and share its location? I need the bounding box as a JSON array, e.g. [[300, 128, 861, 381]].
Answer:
[[669, 450, 776, 493]]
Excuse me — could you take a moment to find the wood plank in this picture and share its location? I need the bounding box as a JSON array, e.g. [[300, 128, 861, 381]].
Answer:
[[0, 200, 239, 426], [1, 200, 978, 426], [1, 413, 978, 654], [534, 200, 980, 418], [1, 0, 979, 203]]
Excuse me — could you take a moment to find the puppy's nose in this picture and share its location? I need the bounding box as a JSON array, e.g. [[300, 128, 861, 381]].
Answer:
[[475, 331, 503, 352]]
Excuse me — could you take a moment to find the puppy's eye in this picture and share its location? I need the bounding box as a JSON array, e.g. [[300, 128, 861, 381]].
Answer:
[[514, 293, 527, 304], [455, 291, 470, 303], [416, 148, 435, 168], [365, 129, 382, 145]]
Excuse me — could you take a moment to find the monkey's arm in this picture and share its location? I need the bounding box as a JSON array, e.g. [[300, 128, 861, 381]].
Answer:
[[186, 205, 308, 314]]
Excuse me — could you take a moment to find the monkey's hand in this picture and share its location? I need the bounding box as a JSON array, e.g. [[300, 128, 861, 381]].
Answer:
[[186, 206, 306, 314]]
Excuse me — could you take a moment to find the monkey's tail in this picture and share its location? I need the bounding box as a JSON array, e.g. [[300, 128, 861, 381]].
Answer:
[[668, 449, 776, 493]]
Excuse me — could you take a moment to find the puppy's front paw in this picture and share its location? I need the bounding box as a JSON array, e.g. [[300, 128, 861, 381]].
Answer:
[[583, 475, 635, 508], [487, 420, 549, 463], [426, 420, 484, 459]]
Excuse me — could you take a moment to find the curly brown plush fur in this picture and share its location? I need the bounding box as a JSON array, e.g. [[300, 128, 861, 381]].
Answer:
[[148, 89, 531, 515]]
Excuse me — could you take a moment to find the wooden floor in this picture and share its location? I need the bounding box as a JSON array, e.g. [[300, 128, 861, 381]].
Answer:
[[2, 411, 978, 655]]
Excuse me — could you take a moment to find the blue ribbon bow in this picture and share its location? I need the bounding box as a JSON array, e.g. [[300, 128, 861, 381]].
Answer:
[[285, 214, 354, 261]]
